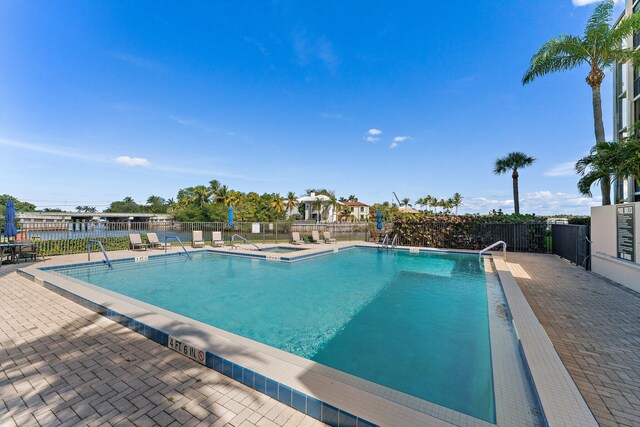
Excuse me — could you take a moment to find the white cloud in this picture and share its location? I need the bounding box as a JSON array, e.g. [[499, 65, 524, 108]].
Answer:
[[115, 156, 151, 167], [368, 129, 382, 135], [389, 142, 398, 149], [0, 137, 248, 179], [460, 191, 600, 215], [365, 136, 379, 142], [572, 0, 621, 5], [544, 161, 576, 177], [393, 135, 410, 143]]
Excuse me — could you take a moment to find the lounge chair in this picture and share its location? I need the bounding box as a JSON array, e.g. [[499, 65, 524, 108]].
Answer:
[[129, 234, 148, 251], [311, 231, 321, 244], [291, 232, 304, 245], [147, 233, 169, 249], [323, 231, 337, 244], [192, 230, 205, 248], [211, 231, 224, 247]]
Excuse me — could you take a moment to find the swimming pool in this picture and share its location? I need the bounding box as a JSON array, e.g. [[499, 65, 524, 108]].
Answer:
[[52, 248, 495, 422]]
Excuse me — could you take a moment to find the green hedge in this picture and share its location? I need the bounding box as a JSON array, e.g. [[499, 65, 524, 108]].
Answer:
[[35, 236, 132, 257], [393, 214, 549, 253]]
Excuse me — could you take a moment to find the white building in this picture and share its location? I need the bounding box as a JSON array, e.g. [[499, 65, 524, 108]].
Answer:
[[295, 193, 340, 222], [343, 201, 370, 220], [612, 0, 640, 203]]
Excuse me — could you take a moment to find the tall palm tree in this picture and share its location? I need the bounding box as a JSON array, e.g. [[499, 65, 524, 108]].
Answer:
[[327, 194, 340, 222], [452, 192, 463, 215], [494, 152, 536, 215], [209, 180, 221, 200], [401, 198, 411, 209], [522, 0, 640, 205], [192, 185, 210, 206], [285, 192, 298, 216], [215, 185, 229, 204], [312, 199, 323, 221], [271, 193, 285, 216]]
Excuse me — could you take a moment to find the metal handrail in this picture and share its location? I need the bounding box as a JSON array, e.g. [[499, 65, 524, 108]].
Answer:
[[391, 234, 398, 248], [231, 234, 260, 251], [380, 234, 389, 247], [87, 240, 112, 268], [164, 235, 191, 259], [479, 241, 507, 261]]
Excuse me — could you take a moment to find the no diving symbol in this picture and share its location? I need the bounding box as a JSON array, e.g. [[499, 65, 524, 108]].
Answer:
[[198, 351, 205, 362]]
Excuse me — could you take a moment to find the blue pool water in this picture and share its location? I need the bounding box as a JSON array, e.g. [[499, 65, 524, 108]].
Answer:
[[54, 248, 495, 422]]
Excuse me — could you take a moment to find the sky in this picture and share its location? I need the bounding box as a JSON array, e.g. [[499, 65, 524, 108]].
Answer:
[[0, 0, 625, 215]]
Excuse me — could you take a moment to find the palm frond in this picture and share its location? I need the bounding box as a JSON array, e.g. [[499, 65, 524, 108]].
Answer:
[[584, 0, 615, 38], [577, 170, 605, 197], [608, 9, 640, 46], [494, 152, 536, 173], [522, 35, 589, 84]]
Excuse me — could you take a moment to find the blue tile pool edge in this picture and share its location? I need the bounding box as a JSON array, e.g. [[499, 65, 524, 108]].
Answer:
[[16, 268, 379, 427], [39, 244, 486, 273]]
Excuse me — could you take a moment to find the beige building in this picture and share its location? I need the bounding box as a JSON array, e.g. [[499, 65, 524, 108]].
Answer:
[[343, 201, 369, 220]]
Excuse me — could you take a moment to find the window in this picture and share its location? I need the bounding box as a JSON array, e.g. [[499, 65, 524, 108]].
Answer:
[[634, 98, 640, 128]]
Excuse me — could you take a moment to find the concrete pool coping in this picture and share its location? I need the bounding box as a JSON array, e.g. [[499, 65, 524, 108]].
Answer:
[[18, 243, 596, 426]]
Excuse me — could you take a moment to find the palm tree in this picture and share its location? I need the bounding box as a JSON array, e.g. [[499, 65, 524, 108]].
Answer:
[[192, 185, 210, 206], [271, 193, 285, 216], [576, 137, 640, 197], [285, 192, 297, 216], [312, 199, 323, 221], [452, 192, 463, 215], [522, 0, 640, 205], [401, 198, 411, 209], [215, 185, 229, 204], [327, 194, 340, 222], [209, 180, 221, 200], [494, 152, 536, 214]]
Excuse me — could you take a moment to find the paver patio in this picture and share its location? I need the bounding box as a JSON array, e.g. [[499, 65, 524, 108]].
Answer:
[[507, 253, 640, 427], [0, 263, 326, 427]]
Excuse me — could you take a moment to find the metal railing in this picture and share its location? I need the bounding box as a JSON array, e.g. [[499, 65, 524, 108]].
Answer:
[[164, 235, 190, 259], [18, 220, 374, 256], [479, 241, 507, 261], [551, 224, 590, 270], [231, 234, 260, 250], [87, 240, 112, 268]]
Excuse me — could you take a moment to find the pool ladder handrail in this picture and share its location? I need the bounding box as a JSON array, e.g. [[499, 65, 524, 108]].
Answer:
[[231, 234, 260, 251], [379, 234, 398, 250], [164, 235, 191, 259], [479, 241, 507, 261], [87, 240, 112, 268]]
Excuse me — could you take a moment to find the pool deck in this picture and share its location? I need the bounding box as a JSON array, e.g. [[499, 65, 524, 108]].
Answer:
[[1, 245, 631, 426], [0, 260, 327, 427], [505, 253, 640, 427]]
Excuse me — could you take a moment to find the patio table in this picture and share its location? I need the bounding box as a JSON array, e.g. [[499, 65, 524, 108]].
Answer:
[[0, 242, 37, 265]]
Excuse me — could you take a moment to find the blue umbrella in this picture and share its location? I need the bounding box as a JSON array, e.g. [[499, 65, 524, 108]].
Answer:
[[228, 205, 234, 227], [3, 200, 17, 238], [376, 210, 383, 230]]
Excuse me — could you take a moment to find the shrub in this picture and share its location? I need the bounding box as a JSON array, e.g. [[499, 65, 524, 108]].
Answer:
[[393, 214, 548, 252]]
